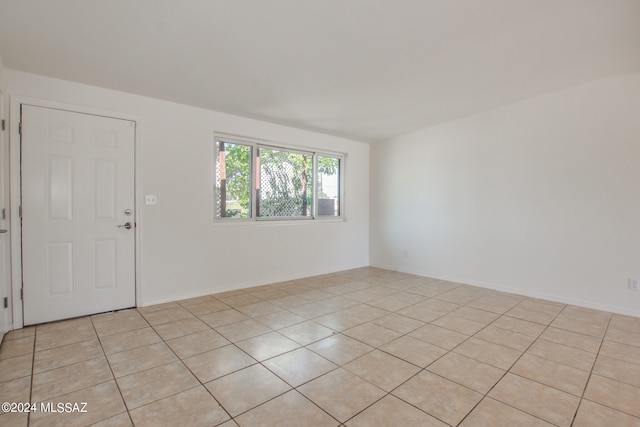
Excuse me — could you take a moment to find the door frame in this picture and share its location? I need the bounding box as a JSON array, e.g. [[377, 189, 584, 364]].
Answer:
[[0, 88, 9, 339], [9, 96, 142, 329]]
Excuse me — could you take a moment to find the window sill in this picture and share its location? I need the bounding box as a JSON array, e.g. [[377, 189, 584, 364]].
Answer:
[[212, 217, 344, 227]]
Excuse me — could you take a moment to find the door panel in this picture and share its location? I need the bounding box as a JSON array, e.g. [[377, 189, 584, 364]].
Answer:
[[47, 155, 73, 220], [22, 105, 135, 325]]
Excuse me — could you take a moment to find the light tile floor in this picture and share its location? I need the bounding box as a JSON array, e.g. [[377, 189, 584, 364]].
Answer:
[[1, 267, 640, 426]]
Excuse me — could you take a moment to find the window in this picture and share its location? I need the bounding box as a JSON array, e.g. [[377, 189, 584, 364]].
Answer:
[[257, 147, 313, 218], [215, 141, 252, 218], [317, 155, 341, 217], [215, 136, 343, 221]]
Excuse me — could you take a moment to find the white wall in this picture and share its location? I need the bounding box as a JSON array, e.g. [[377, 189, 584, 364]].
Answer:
[[371, 73, 640, 316], [6, 70, 370, 307]]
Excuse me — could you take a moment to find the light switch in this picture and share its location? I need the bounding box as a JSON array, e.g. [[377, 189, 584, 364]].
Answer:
[[145, 195, 157, 205]]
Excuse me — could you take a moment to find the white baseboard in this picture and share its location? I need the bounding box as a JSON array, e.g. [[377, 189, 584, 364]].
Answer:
[[371, 262, 640, 318], [138, 262, 369, 308]]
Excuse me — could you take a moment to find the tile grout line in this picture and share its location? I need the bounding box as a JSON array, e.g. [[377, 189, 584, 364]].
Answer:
[[454, 299, 569, 427], [140, 306, 239, 425], [90, 312, 137, 427], [26, 325, 36, 427], [198, 278, 410, 425], [288, 282, 501, 425], [265, 280, 518, 425], [368, 293, 542, 426], [569, 314, 623, 425], [207, 280, 359, 425], [325, 281, 523, 425]]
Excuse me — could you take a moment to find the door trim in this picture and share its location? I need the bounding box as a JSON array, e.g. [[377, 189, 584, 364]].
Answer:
[[0, 88, 9, 338], [9, 96, 142, 329]]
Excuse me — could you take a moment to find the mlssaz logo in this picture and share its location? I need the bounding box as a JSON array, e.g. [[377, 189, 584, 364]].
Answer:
[[40, 402, 88, 413]]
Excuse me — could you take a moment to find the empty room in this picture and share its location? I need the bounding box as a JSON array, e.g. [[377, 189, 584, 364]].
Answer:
[[0, 1, 639, 426]]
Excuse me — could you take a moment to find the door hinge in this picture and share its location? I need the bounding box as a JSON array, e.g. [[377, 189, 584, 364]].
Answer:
[[1, 208, 5, 220], [1, 119, 5, 131], [20, 289, 24, 300], [19, 205, 22, 218], [3, 297, 7, 309], [18, 122, 22, 135]]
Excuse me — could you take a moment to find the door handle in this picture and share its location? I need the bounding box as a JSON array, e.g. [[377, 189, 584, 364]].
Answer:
[[0, 229, 7, 233], [117, 222, 132, 230]]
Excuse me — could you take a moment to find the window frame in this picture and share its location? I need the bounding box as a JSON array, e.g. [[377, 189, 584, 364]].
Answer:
[[213, 133, 345, 223]]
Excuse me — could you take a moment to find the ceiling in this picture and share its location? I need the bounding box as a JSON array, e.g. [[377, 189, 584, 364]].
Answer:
[[1, 0, 639, 143]]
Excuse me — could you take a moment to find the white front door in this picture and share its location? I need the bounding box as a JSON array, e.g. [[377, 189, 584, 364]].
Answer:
[[21, 105, 136, 325]]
